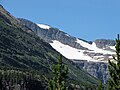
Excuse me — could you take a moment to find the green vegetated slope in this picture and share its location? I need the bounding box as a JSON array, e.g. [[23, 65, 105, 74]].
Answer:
[[0, 5, 99, 89]]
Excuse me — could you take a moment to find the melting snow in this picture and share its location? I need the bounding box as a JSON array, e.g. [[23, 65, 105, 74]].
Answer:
[[50, 39, 115, 62], [37, 24, 50, 29], [50, 40, 92, 60]]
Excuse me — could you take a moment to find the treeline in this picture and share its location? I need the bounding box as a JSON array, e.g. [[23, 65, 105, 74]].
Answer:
[[0, 56, 97, 90], [0, 69, 47, 90]]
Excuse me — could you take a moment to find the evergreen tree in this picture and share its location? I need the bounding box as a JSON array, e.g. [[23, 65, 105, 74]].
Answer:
[[48, 55, 68, 90], [108, 34, 120, 90]]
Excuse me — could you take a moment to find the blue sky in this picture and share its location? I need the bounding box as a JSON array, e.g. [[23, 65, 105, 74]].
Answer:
[[1, 0, 120, 41]]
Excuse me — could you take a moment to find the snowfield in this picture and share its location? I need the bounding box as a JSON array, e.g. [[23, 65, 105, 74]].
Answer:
[[50, 39, 115, 62], [50, 40, 92, 60]]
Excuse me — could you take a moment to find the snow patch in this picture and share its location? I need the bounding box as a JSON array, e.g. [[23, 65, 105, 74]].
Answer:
[[50, 40, 92, 60], [50, 40, 115, 63], [37, 24, 50, 29], [65, 34, 70, 37], [76, 38, 114, 54], [109, 46, 115, 50]]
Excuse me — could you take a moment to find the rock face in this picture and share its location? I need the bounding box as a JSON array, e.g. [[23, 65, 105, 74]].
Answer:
[[74, 60, 109, 84], [95, 39, 115, 52], [18, 18, 115, 83]]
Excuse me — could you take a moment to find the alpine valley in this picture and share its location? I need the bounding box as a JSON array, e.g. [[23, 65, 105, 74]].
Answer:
[[0, 4, 115, 90]]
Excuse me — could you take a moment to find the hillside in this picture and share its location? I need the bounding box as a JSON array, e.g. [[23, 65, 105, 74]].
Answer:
[[0, 5, 99, 89]]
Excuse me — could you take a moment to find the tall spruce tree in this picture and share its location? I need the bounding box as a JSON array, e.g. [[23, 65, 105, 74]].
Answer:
[[48, 55, 68, 90], [108, 34, 120, 90]]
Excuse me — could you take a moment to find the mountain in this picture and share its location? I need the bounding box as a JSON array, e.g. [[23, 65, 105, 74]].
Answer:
[[18, 18, 116, 83], [18, 18, 115, 62], [0, 5, 99, 89]]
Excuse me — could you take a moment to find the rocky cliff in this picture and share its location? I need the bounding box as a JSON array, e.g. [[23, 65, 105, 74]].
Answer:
[[74, 60, 109, 84]]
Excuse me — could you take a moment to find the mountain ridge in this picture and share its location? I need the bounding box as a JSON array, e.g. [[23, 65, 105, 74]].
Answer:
[[18, 18, 115, 62]]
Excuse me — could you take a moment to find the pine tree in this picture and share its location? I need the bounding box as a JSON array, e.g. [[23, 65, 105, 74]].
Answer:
[[108, 34, 120, 90], [48, 55, 68, 90]]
